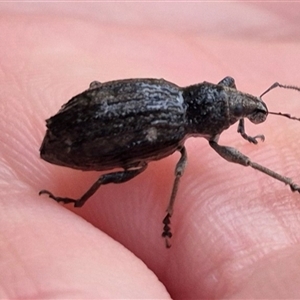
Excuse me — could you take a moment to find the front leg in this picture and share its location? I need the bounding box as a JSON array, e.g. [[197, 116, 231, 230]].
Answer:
[[237, 119, 265, 144], [218, 77, 265, 144], [89, 81, 102, 89], [218, 76, 236, 89], [209, 140, 300, 193]]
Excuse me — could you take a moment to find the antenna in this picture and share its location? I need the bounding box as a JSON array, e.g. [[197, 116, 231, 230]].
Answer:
[[260, 82, 300, 121], [260, 82, 300, 98]]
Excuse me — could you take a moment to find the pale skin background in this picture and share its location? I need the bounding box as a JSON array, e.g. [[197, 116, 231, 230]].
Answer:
[[1, 2, 300, 299]]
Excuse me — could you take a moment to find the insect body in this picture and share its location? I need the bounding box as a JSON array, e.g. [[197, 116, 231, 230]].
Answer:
[[40, 76, 300, 248]]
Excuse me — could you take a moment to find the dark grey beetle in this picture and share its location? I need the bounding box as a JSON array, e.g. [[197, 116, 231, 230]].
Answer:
[[40, 76, 300, 247]]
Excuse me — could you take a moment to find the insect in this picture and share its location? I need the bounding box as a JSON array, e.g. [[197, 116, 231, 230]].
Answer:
[[39, 76, 300, 248]]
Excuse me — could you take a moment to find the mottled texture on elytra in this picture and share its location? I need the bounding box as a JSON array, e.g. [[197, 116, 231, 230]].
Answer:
[[40, 76, 300, 248], [41, 79, 187, 171]]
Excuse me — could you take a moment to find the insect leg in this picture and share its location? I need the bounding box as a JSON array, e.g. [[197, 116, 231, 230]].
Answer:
[[89, 81, 102, 89], [237, 118, 265, 144], [162, 146, 187, 248], [209, 140, 300, 193], [218, 76, 236, 88], [40, 162, 148, 207]]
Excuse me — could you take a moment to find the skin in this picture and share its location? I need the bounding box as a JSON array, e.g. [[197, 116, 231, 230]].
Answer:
[[1, 3, 300, 299]]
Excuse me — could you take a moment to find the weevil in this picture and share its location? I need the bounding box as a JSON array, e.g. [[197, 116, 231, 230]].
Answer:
[[39, 76, 300, 248]]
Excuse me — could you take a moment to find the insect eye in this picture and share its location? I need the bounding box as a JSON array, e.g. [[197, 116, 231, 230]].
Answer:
[[248, 109, 267, 124], [233, 103, 243, 117]]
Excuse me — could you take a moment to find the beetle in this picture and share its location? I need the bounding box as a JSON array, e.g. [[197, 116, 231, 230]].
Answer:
[[39, 76, 300, 247]]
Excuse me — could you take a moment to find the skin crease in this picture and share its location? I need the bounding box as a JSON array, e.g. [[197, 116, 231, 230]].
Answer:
[[1, 3, 300, 299]]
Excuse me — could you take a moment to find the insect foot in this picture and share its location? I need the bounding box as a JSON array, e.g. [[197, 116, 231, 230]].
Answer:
[[39, 190, 84, 207], [162, 213, 172, 248], [290, 183, 300, 193], [40, 76, 300, 248]]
